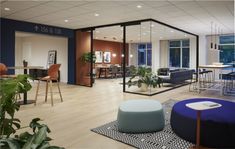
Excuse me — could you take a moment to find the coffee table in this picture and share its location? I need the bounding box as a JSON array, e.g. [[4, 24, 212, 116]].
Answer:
[[186, 101, 222, 149]]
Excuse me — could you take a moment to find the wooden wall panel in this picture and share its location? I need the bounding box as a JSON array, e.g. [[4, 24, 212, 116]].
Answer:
[[75, 31, 91, 86]]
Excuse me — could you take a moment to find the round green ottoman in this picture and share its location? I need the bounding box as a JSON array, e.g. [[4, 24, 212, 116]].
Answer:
[[117, 99, 165, 133]]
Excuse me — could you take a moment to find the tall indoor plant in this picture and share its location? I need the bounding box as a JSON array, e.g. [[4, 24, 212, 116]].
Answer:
[[80, 52, 96, 83], [0, 75, 63, 148]]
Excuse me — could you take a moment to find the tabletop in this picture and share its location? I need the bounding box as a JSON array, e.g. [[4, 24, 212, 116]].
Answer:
[[186, 101, 222, 111], [7, 66, 44, 69], [198, 65, 232, 69]]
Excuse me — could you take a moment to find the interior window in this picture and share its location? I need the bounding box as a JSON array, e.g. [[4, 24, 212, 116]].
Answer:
[[169, 40, 190, 68], [219, 35, 235, 65]]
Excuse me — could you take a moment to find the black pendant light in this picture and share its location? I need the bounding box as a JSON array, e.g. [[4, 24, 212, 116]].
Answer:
[[214, 24, 217, 50], [218, 27, 221, 50], [211, 22, 213, 49]]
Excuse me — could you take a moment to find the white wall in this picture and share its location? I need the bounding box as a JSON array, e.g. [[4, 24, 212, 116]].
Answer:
[[159, 40, 169, 68], [190, 37, 197, 69], [15, 34, 68, 83], [152, 40, 160, 73], [15, 37, 23, 74], [199, 35, 207, 65]]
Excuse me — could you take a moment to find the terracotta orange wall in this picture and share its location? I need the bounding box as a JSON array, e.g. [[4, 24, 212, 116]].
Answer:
[[93, 39, 129, 65]]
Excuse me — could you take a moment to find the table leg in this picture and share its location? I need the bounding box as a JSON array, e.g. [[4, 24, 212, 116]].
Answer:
[[105, 68, 107, 78], [18, 68, 34, 105], [196, 111, 201, 148], [23, 68, 27, 104], [99, 68, 102, 78]]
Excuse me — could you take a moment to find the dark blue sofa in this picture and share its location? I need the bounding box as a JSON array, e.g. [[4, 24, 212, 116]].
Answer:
[[160, 69, 194, 84]]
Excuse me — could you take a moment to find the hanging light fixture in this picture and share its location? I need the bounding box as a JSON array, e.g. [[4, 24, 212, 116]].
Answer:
[[214, 24, 217, 50], [219, 28, 223, 51], [218, 27, 220, 50], [211, 21, 213, 49]]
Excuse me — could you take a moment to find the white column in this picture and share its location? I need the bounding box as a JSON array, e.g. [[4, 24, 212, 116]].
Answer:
[[152, 40, 160, 73], [190, 37, 197, 69], [199, 35, 207, 65]]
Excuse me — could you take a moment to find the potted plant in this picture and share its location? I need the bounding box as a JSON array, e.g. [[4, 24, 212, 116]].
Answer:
[[0, 75, 63, 148], [80, 52, 96, 83], [127, 67, 162, 92]]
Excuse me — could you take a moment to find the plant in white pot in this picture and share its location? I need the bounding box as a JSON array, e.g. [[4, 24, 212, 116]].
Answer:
[[127, 67, 161, 92]]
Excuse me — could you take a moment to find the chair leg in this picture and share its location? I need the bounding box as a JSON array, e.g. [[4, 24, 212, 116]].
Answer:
[[57, 80, 63, 102], [45, 81, 48, 102], [35, 80, 40, 106], [49, 80, 53, 106]]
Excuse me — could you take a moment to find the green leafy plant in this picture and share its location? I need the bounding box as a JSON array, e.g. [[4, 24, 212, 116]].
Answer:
[[80, 52, 96, 63], [80, 52, 97, 83], [0, 75, 63, 149], [127, 67, 162, 89], [0, 75, 31, 137]]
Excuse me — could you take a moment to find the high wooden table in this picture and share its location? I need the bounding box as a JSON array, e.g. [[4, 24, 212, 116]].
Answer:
[[8, 66, 44, 104], [198, 65, 233, 95], [186, 101, 222, 149]]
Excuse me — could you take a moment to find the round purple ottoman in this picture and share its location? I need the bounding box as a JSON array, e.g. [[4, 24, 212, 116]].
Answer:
[[170, 98, 235, 148]]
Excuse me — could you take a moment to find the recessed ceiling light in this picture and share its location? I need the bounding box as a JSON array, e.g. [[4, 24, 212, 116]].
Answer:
[[64, 19, 68, 22], [94, 13, 99, 17], [137, 5, 142, 8], [171, 30, 174, 33], [4, 7, 10, 11], [151, 24, 155, 27], [184, 34, 187, 37]]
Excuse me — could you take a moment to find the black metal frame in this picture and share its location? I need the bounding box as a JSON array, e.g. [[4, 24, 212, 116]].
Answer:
[[76, 18, 199, 96]]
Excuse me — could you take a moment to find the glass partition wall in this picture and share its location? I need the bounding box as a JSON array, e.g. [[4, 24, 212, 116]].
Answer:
[[77, 19, 198, 95], [124, 21, 197, 96]]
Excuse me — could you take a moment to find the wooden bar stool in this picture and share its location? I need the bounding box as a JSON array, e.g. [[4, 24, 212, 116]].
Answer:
[[35, 64, 63, 106]]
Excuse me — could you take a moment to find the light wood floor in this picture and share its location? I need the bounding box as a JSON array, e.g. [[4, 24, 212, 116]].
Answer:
[[16, 79, 235, 149]]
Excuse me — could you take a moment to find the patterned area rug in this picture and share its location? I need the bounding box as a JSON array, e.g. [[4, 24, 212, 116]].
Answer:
[[91, 99, 194, 149]]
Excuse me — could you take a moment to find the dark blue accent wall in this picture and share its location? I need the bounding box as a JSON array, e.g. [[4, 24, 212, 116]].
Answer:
[[0, 18, 75, 84]]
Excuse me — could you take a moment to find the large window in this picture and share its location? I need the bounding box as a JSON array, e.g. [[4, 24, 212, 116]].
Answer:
[[169, 40, 190, 68], [219, 35, 235, 65], [138, 43, 152, 66]]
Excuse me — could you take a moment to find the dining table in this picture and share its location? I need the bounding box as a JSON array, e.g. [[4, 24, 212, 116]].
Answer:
[[7, 66, 44, 105]]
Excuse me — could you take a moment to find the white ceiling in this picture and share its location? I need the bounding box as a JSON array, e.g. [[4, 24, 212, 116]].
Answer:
[[93, 21, 195, 43], [1, 0, 234, 36]]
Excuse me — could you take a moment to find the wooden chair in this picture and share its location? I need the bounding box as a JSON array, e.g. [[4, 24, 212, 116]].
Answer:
[[35, 64, 63, 106]]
